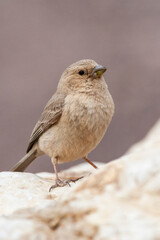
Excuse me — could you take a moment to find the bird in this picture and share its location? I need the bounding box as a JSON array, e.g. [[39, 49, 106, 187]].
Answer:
[[11, 59, 115, 190]]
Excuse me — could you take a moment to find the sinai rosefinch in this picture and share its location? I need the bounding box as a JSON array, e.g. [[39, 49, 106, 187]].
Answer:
[[11, 59, 115, 190]]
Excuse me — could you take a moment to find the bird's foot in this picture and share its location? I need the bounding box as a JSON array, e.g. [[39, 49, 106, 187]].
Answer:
[[49, 176, 83, 191]]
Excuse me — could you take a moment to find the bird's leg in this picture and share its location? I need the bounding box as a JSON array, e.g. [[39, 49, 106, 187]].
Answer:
[[83, 156, 98, 169], [49, 158, 83, 191], [53, 160, 60, 183], [49, 159, 69, 191]]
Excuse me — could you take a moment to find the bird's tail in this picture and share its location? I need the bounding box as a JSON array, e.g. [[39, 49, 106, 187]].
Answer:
[[11, 147, 38, 172]]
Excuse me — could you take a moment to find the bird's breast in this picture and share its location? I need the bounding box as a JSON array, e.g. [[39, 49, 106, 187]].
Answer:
[[63, 93, 114, 143]]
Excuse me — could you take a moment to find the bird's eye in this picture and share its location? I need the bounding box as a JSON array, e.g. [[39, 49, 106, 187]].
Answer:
[[78, 70, 85, 75]]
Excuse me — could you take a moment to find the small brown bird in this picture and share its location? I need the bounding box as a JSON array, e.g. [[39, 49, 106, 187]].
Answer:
[[11, 59, 115, 189]]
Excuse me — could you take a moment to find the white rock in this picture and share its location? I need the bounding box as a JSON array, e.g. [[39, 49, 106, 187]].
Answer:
[[0, 172, 54, 215], [0, 119, 160, 239], [0, 217, 53, 240]]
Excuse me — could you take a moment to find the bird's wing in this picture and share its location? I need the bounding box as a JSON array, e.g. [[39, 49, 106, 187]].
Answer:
[[26, 93, 65, 153]]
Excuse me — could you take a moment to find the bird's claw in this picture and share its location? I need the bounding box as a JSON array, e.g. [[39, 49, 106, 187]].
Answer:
[[49, 176, 84, 191]]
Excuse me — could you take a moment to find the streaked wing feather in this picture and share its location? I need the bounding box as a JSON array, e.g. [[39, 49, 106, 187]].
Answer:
[[26, 93, 65, 153]]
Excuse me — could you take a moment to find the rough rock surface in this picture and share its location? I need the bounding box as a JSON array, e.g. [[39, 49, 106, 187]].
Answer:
[[0, 120, 160, 240]]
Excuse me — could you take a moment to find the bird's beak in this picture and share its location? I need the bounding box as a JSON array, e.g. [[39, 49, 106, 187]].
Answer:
[[92, 65, 107, 78]]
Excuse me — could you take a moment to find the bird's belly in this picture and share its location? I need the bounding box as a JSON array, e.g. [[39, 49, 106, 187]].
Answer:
[[38, 105, 110, 163]]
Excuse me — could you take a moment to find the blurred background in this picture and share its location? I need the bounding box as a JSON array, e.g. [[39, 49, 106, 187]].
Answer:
[[0, 0, 159, 172]]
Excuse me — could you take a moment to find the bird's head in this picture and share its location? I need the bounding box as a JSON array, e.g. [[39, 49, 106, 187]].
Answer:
[[57, 59, 107, 93]]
